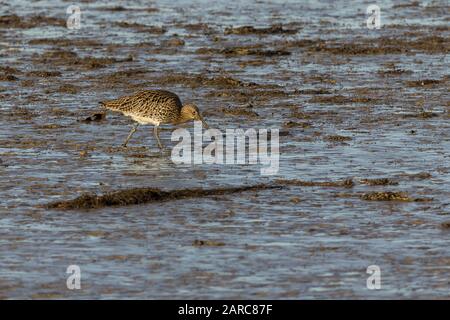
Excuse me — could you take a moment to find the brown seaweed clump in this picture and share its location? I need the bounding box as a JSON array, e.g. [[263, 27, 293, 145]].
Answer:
[[312, 43, 405, 55], [26, 70, 62, 77], [283, 121, 312, 129], [196, 46, 291, 57], [306, 36, 449, 55], [0, 73, 18, 81], [0, 66, 20, 74], [361, 191, 411, 201], [29, 38, 102, 47], [157, 73, 258, 89], [46, 184, 282, 210], [275, 178, 354, 188], [309, 95, 373, 104], [102, 69, 148, 81], [406, 172, 432, 180], [224, 24, 297, 35], [113, 21, 166, 34], [222, 47, 291, 57], [377, 67, 412, 76], [405, 79, 446, 87], [35, 50, 133, 69], [0, 14, 66, 28], [403, 111, 439, 119], [325, 135, 352, 142], [360, 178, 399, 186], [192, 240, 225, 247], [440, 222, 450, 229], [221, 106, 259, 118], [95, 6, 159, 13], [392, 1, 420, 8]]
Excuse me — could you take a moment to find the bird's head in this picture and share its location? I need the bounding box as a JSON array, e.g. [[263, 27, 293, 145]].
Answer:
[[181, 104, 208, 128]]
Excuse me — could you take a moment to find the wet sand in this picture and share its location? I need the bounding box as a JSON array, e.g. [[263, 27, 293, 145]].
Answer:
[[0, 0, 449, 299]]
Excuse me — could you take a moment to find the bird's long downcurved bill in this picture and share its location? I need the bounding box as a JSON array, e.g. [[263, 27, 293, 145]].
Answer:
[[199, 116, 209, 129]]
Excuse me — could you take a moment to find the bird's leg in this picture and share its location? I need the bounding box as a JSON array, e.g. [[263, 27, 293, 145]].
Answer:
[[153, 125, 164, 150], [122, 123, 139, 147]]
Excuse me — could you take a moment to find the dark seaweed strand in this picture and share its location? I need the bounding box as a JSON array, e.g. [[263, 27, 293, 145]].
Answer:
[[46, 184, 283, 210]]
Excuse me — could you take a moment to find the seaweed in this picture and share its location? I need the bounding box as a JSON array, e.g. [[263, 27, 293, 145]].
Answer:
[[46, 184, 282, 210]]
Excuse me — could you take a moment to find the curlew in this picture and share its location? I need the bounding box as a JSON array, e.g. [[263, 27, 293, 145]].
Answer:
[[100, 89, 208, 149]]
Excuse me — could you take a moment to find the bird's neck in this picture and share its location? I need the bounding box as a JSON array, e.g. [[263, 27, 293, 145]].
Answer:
[[176, 109, 191, 124]]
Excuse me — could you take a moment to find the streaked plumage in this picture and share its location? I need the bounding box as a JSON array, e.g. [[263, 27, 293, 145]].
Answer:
[[100, 89, 207, 149], [100, 90, 182, 126]]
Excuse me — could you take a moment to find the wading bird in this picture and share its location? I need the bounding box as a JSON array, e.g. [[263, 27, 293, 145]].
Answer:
[[100, 90, 208, 149]]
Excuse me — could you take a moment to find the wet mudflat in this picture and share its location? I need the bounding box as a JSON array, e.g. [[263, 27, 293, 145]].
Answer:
[[0, 0, 449, 299]]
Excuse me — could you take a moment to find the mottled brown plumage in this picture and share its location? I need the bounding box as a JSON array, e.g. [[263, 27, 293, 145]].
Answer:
[[101, 90, 182, 125], [100, 89, 207, 149]]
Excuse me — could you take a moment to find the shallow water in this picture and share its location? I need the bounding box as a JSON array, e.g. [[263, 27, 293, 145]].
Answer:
[[0, 0, 449, 299]]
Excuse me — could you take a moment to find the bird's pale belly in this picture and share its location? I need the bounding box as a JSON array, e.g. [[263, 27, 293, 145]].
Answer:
[[124, 113, 160, 126]]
